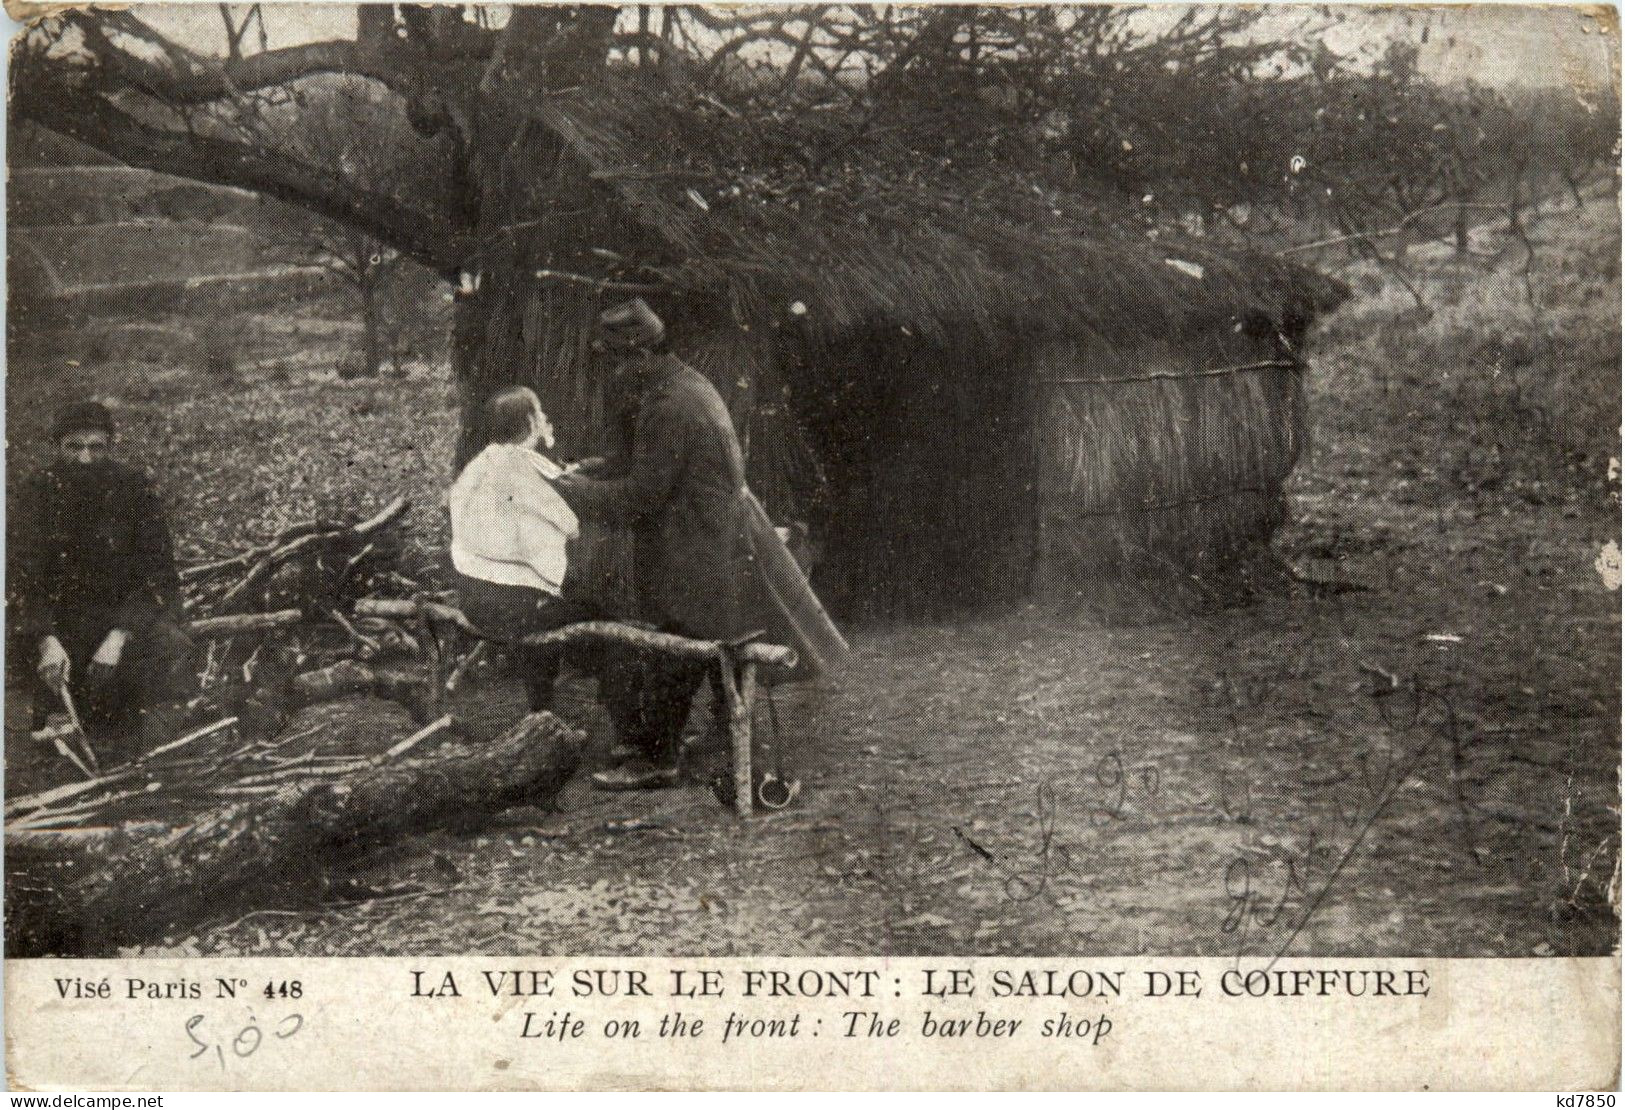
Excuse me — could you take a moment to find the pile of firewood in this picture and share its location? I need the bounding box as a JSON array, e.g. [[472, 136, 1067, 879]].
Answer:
[[163, 495, 475, 743], [180, 495, 411, 620], [7, 710, 458, 835]]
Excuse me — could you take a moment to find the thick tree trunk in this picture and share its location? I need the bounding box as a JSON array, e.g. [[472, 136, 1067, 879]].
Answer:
[[450, 286, 492, 468], [5, 711, 585, 956]]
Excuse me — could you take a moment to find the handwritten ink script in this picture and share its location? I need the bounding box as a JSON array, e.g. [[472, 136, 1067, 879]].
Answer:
[[1218, 675, 1480, 966], [187, 1011, 304, 1070]]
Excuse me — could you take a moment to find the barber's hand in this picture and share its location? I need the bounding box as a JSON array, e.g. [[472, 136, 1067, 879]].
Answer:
[[86, 629, 129, 690], [37, 636, 70, 692], [567, 456, 607, 478]]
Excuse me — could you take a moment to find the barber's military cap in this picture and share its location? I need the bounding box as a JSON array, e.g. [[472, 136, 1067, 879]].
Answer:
[[52, 401, 115, 441], [596, 297, 666, 351]]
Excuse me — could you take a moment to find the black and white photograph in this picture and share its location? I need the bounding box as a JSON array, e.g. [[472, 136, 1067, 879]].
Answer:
[[3, 0, 1619, 989]]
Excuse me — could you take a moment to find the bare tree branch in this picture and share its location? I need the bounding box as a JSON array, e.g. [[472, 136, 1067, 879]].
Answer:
[[14, 81, 463, 271]]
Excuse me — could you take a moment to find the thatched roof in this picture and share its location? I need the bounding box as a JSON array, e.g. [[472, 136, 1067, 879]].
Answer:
[[479, 71, 1351, 619], [528, 74, 1348, 350]]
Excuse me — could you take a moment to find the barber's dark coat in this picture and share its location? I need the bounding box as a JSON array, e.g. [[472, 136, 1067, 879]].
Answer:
[[561, 355, 850, 681]]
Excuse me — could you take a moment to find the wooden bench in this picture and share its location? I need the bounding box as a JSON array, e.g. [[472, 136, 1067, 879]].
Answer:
[[352, 598, 797, 817]]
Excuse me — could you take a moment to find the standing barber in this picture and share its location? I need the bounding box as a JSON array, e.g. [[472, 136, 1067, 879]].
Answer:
[[556, 299, 849, 791]]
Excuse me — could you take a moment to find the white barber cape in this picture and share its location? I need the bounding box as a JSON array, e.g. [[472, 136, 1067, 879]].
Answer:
[[448, 444, 579, 593]]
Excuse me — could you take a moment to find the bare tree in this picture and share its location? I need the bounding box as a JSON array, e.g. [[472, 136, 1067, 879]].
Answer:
[[261, 79, 417, 376]]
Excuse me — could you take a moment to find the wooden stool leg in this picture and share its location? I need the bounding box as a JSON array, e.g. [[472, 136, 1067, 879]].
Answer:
[[418, 612, 443, 720], [717, 656, 753, 818]]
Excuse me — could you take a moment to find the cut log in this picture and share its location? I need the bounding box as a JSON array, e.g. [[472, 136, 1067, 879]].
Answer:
[[5, 711, 585, 956]]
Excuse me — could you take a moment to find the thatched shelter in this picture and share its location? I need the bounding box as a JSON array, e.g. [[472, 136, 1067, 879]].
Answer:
[[453, 75, 1348, 619]]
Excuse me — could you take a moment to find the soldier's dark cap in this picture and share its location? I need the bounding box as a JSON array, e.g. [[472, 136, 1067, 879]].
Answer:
[[596, 297, 666, 351], [52, 401, 114, 441]]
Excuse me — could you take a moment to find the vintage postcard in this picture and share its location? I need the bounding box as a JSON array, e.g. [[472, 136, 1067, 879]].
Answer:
[[3, 1, 1620, 1092]]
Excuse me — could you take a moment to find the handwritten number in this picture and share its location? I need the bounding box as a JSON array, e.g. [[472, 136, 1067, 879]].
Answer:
[[1252, 860, 1300, 928], [1221, 857, 1252, 934], [185, 1015, 209, 1060], [1138, 764, 1161, 797], [1093, 753, 1126, 824], [187, 1013, 301, 1067]]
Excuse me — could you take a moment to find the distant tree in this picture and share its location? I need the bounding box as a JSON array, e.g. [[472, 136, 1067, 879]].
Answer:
[[260, 78, 430, 376], [1506, 84, 1621, 208]]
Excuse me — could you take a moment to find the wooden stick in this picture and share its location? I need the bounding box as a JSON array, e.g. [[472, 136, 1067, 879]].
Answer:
[[179, 546, 266, 583], [352, 496, 409, 535], [445, 641, 488, 693], [57, 686, 100, 773], [380, 714, 456, 764], [738, 660, 759, 816], [58, 684, 84, 736], [143, 717, 239, 762], [330, 608, 382, 654], [352, 601, 798, 669], [263, 722, 328, 751], [235, 761, 373, 786], [71, 732, 101, 775], [343, 542, 376, 577], [187, 610, 304, 638], [417, 608, 442, 718], [6, 824, 170, 849], [9, 789, 148, 830], [6, 771, 137, 818], [51, 737, 96, 780]]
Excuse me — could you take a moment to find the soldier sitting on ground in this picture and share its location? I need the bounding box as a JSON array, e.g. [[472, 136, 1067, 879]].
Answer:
[[12, 401, 194, 757]]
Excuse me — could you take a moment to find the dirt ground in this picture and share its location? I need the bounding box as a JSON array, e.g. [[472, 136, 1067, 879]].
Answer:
[[5, 197, 1619, 959]]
